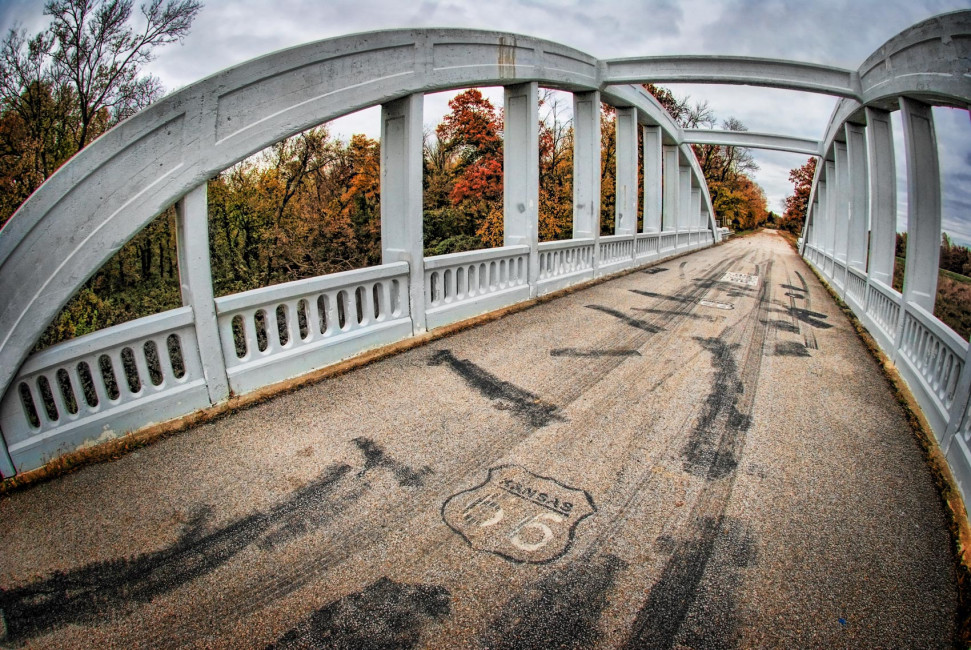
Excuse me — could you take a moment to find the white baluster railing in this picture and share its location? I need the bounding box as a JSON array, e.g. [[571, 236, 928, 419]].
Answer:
[[215, 263, 412, 394], [0, 307, 209, 471], [537, 239, 595, 295], [424, 246, 530, 329]]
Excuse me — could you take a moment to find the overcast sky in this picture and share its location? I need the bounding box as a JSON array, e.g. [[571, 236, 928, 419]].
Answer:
[[2, 0, 969, 242]]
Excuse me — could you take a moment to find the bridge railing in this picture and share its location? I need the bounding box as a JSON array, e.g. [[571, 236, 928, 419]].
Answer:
[[0, 308, 211, 471], [0, 230, 708, 471], [536, 238, 595, 295], [0, 26, 726, 477], [215, 262, 414, 395], [3, 12, 967, 487]]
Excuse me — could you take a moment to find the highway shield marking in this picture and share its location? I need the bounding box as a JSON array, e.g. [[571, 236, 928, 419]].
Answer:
[[720, 272, 759, 287], [442, 465, 596, 564]]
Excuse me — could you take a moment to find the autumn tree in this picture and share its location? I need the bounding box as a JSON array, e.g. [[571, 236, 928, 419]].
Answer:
[[645, 84, 768, 230], [0, 0, 202, 227], [782, 156, 818, 235], [600, 103, 616, 235], [538, 89, 573, 242], [422, 89, 505, 253]]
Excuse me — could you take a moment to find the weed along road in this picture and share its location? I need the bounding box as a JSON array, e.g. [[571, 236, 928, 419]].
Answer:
[[0, 231, 958, 647]]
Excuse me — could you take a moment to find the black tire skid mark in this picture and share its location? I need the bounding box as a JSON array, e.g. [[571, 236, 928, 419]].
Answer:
[[549, 251, 763, 553], [110, 248, 751, 647], [266, 577, 451, 649], [480, 247, 773, 647], [465, 249, 760, 646], [548, 254, 744, 410], [622, 259, 774, 649], [132, 415, 588, 649], [795, 270, 818, 350], [0, 464, 356, 645], [481, 251, 770, 643], [494, 252, 775, 649]]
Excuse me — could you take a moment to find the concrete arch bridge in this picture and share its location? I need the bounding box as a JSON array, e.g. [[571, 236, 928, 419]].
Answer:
[[0, 10, 969, 647]]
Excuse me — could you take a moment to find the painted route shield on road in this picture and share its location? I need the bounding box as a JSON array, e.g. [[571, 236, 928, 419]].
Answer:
[[442, 465, 596, 564]]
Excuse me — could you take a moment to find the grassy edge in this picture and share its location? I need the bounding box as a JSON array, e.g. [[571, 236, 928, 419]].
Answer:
[[782, 231, 971, 646], [0, 244, 710, 497]]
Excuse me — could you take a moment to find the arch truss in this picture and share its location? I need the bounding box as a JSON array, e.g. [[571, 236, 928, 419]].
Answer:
[[0, 13, 968, 510]]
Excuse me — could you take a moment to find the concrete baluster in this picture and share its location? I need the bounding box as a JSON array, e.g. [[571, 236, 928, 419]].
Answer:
[[176, 184, 230, 404], [504, 82, 540, 298], [865, 107, 897, 287], [381, 94, 426, 333], [900, 96, 942, 314], [642, 125, 662, 233]]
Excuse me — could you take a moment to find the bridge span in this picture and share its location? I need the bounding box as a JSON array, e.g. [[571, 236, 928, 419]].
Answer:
[[0, 232, 958, 647]]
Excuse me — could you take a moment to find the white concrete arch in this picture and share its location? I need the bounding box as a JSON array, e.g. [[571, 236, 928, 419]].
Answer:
[[0, 29, 708, 424], [799, 10, 971, 508], [682, 129, 821, 156], [1, 10, 967, 478], [0, 28, 722, 475], [603, 55, 860, 99]]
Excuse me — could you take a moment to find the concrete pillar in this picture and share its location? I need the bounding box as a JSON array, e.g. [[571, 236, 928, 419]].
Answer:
[[504, 82, 540, 297], [834, 142, 849, 264], [806, 200, 818, 248], [573, 91, 601, 241], [900, 96, 942, 313], [662, 145, 679, 231], [845, 124, 869, 271], [679, 166, 691, 233], [691, 187, 702, 231], [865, 106, 897, 286], [615, 107, 637, 236], [381, 94, 426, 333], [642, 125, 662, 233], [176, 183, 230, 404], [824, 159, 837, 256], [816, 182, 828, 253]]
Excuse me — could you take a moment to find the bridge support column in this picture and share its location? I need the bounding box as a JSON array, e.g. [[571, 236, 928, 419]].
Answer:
[[176, 184, 230, 404], [615, 107, 637, 239], [900, 97, 941, 314], [642, 125, 662, 233], [678, 163, 691, 244], [865, 107, 897, 287], [815, 181, 828, 266], [662, 145, 679, 234], [834, 142, 850, 264], [381, 94, 426, 333], [801, 206, 811, 251], [824, 159, 837, 261], [833, 141, 850, 293], [504, 82, 540, 297], [845, 124, 869, 272], [0, 427, 14, 477], [688, 183, 704, 237], [573, 91, 601, 271]]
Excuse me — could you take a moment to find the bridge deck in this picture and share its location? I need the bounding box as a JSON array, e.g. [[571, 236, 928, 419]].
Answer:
[[0, 232, 957, 647]]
